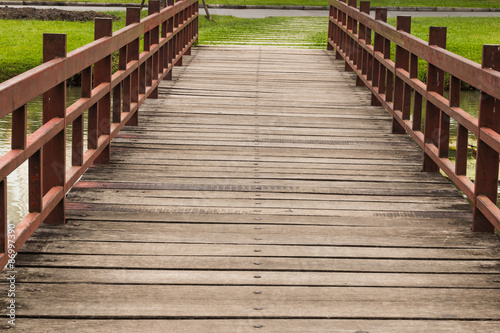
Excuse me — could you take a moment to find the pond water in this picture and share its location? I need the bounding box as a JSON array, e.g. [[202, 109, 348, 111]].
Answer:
[[0, 89, 486, 226]]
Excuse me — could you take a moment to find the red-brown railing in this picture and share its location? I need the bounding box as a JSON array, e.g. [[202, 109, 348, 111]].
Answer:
[[328, 0, 500, 232], [0, 0, 198, 267]]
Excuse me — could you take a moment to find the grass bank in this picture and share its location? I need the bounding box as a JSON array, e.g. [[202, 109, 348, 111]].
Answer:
[[0, 11, 132, 83], [0, 15, 498, 83]]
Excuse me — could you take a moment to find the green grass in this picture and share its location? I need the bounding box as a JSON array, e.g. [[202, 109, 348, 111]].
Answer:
[[6, 0, 500, 8], [199, 15, 327, 47], [387, 17, 500, 86], [0, 12, 129, 83], [1, 14, 498, 83]]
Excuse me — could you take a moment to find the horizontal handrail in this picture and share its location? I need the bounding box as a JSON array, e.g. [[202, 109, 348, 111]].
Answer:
[[0, 0, 199, 269], [328, 0, 500, 232]]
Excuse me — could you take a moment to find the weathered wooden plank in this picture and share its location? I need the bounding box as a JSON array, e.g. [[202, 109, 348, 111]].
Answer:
[[20, 241, 500, 260], [28, 222, 495, 248], [9, 319, 500, 333], [4, 267, 500, 288], [3, 285, 500, 319], [13, 254, 500, 274]]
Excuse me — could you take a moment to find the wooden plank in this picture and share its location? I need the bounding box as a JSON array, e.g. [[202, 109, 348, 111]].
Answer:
[[9, 319, 500, 333], [20, 241, 500, 260], [5, 267, 500, 288], [13, 254, 500, 274], [3, 284, 500, 319], [27, 222, 496, 248]]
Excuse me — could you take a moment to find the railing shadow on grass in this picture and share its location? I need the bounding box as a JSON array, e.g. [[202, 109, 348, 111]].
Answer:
[[328, 0, 500, 233], [0, 0, 199, 268]]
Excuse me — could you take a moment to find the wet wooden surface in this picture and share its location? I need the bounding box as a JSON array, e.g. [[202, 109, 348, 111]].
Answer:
[[2, 46, 500, 332]]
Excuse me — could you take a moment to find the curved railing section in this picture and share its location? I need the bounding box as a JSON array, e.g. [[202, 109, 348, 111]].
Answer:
[[0, 0, 199, 268], [328, 0, 500, 232]]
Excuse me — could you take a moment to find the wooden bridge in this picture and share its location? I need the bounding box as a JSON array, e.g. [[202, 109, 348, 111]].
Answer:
[[1, 0, 500, 331]]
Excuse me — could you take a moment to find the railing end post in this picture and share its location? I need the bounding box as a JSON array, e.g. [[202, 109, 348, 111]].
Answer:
[[149, 0, 161, 14], [126, 7, 141, 25]]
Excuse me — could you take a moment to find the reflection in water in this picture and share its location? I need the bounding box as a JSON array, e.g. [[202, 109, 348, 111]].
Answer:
[[0, 87, 82, 225]]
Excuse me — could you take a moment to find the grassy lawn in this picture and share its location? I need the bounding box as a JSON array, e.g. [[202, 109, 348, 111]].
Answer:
[[199, 15, 327, 47], [0, 12, 129, 82], [6, 0, 500, 8], [1, 14, 498, 82]]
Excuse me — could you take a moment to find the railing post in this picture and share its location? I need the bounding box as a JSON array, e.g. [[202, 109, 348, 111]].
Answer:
[[356, 1, 370, 87], [126, 8, 141, 126], [371, 8, 386, 106], [175, 1, 183, 67], [327, 5, 334, 50], [160, 0, 168, 75], [94, 18, 113, 165], [149, 0, 161, 99], [473, 45, 500, 232], [392, 16, 411, 134], [423, 27, 447, 172], [166, 0, 175, 80], [42, 33, 67, 224], [344, 0, 355, 72]]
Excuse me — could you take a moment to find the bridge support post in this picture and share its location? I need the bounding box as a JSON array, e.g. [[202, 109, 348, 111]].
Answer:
[[93, 18, 113, 165], [166, 0, 175, 80], [473, 45, 500, 232], [422, 27, 447, 173], [356, 1, 370, 87], [370, 8, 387, 107], [392, 16, 411, 134], [42, 34, 67, 224], [327, 5, 334, 51], [149, 1, 161, 99], [126, 8, 141, 126]]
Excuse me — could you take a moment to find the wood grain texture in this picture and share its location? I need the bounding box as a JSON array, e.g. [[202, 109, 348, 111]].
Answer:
[[1, 46, 499, 331]]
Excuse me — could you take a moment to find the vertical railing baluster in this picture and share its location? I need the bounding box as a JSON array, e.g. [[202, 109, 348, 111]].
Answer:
[[410, 53, 423, 133], [126, 7, 141, 126], [423, 27, 447, 172], [166, 0, 175, 80], [114, 46, 127, 124], [327, 5, 334, 50], [94, 18, 113, 165], [358, 1, 370, 85], [150, 1, 161, 99], [392, 16, 411, 134], [11, 105, 27, 151], [473, 45, 500, 232], [160, 0, 168, 75], [42, 33, 67, 224], [371, 8, 386, 106], [450, 76, 468, 176]]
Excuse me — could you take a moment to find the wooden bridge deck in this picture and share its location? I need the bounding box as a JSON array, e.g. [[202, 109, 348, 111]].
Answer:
[[5, 46, 500, 332]]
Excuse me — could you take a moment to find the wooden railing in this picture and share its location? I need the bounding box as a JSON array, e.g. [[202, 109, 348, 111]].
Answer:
[[328, 0, 500, 232], [0, 0, 198, 268]]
